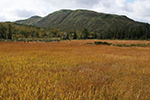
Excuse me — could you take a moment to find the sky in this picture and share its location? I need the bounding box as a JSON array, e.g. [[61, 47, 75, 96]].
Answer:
[[0, 0, 150, 24]]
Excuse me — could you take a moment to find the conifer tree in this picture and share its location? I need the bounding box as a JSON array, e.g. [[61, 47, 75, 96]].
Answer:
[[8, 24, 12, 39]]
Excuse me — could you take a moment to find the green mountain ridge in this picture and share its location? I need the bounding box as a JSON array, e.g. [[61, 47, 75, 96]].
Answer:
[[1, 9, 150, 41], [15, 9, 141, 32], [14, 9, 150, 39], [16, 15, 42, 26]]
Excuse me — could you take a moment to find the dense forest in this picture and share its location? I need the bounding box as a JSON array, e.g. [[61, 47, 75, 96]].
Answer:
[[0, 22, 64, 41], [0, 22, 150, 41]]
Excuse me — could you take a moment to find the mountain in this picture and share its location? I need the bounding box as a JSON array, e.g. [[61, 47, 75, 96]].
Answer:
[[16, 16, 42, 26], [0, 9, 150, 40], [15, 9, 149, 33]]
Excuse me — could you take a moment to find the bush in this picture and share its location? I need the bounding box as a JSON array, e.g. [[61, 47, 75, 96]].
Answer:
[[103, 42, 112, 45], [136, 43, 146, 47], [28, 38, 34, 42], [147, 43, 150, 46], [114, 44, 123, 47], [39, 38, 44, 42], [94, 41, 103, 45], [114, 43, 149, 47], [121, 44, 127, 47], [94, 41, 112, 45], [0, 39, 5, 41], [126, 45, 131, 47], [130, 44, 136, 46], [17, 38, 23, 41], [114, 44, 131, 47], [44, 39, 53, 42]]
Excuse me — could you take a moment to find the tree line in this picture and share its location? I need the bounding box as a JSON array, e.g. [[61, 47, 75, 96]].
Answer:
[[0, 22, 150, 41]]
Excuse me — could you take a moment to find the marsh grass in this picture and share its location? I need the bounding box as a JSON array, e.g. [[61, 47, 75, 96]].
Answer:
[[0, 40, 150, 99]]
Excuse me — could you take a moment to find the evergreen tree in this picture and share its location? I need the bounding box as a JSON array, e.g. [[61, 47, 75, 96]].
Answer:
[[136, 25, 143, 39], [143, 23, 150, 39], [8, 24, 12, 39], [73, 31, 77, 39], [120, 28, 125, 39], [66, 33, 69, 39], [73, 27, 77, 39], [94, 31, 97, 39], [82, 28, 89, 39], [0, 24, 7, 39], [131, 29, 136, 39]]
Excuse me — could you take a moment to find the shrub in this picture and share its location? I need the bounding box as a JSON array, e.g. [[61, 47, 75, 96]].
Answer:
[[130, 44, 136, 46], [94, 41, 111, 45], [103, 42, 112, 45], [114, 43, 149, 47], [147, 43, 150, 46], [114, 44, 130, 47], [28, 38, 34, 42], [94, 41, 103, 45], [17, 38, 23, 41], [0, 39, 5, 41], [39, 38, 44, 42], [126, 45, 131, 47], [136, 43, 146, 47], [115, 44, 123, 47], [121, 44, 127, 47], [44, 39, 53, 42]]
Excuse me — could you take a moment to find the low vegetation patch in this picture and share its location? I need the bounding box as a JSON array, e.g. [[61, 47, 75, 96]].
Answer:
[[113, 43, 150, 47], [94, 41, 112, 45], [113, 44, 131, 47], [86, 41, 150, 47]]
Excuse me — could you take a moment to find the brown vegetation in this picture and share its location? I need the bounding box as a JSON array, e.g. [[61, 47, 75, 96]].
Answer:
[[0, 40, 150, 99]]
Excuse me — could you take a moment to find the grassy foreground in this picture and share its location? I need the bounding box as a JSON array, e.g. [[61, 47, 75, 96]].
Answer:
[[0, 40, 150, 99]]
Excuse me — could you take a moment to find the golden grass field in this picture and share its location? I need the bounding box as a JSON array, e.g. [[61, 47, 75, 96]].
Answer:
[[0, 40, 150, 99]]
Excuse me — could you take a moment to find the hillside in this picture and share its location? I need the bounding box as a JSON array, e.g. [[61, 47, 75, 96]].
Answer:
[[15, 9, 143, 31], [13, 9, 150, 39], [16, 16, 42, 26], [1, 9, 150, 41]]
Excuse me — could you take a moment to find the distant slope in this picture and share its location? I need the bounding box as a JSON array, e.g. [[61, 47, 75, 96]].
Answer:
[[16, 16, 42, 26], [15, 9, 147, 32]]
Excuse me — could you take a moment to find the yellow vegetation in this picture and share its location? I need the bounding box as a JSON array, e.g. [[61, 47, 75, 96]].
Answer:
[[0, 40, 150, 99]]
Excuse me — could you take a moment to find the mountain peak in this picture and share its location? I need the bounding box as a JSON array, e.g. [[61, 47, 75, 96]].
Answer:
[[30, 16, 42, 19], [16, 15, 42, 26]]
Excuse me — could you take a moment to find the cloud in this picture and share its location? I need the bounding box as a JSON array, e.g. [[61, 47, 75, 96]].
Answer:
[[0, 15, 6, 22], [13, 9, 36, 18], [92, 0, 130, 15], [75, 0, 100, 7], [92, 0, 150, 23], [130, 0, 150, 17], [0, 0, 48, 21], [43, 0, 100, 9], [0, 0, 150, 23], [43, 0, 131, 15], [127, 0, 150, 23]]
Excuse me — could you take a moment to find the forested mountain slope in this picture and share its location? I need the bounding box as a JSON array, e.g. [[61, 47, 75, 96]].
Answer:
[[15, 9, 150, 39], [0, 9, 148, 39]]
